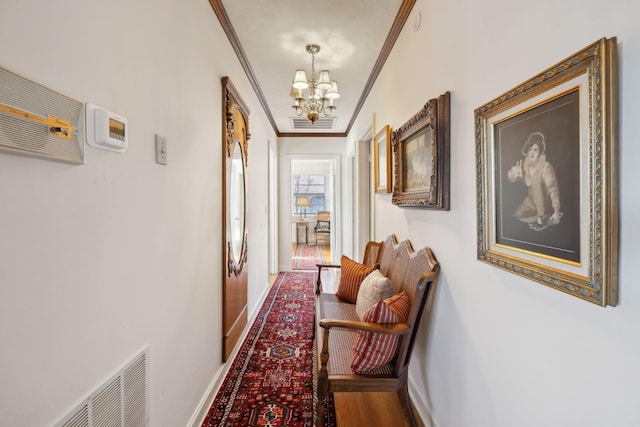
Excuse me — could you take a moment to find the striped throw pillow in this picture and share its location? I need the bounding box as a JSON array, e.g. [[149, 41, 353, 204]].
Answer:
[[351, 291, 411, 373], [335, 256, 379, 303]]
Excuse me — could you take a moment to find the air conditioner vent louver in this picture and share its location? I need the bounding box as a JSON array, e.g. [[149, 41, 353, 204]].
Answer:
[[290, 117, 336, 130], [0, 66, 84, 164], [56, 348, 148, 427], [63, 406, 89, 427], [92, 378, 121, 427], [123, 356, 147, 426]]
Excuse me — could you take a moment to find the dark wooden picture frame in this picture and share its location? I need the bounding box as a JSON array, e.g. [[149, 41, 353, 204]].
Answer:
[[475, 38, 619, 306], [374, 125, 392, 193], [392, 92, 450, 209]]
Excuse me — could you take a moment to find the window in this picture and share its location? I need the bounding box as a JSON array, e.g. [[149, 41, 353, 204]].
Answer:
[[293, 175, 325, 214]]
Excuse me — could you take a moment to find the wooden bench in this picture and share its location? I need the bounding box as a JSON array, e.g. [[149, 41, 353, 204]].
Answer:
[[314, 234, 440, 426]]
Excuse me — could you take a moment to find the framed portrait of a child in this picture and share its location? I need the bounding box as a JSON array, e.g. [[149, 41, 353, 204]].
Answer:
[[475, 37, 619, 306]]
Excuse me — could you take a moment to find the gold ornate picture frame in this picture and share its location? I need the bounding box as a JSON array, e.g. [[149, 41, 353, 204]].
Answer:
[[475, 38, 619, 306], [392, 92, 450, 209], [374, 125, 392, 193]]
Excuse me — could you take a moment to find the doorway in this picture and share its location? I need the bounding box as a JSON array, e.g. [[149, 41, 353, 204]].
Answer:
[[289, 157, 340, 269]]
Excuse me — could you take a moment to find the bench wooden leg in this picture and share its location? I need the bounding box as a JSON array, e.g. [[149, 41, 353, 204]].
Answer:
[[316, 371, 328, 426], [316, 328, 330, 426], [316, 399, 326, 426], [316, 265, 323, 294], [398, 384, 418, 427]]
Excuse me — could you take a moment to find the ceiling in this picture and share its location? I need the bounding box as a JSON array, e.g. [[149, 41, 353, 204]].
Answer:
[[209, 0, 416, 137]]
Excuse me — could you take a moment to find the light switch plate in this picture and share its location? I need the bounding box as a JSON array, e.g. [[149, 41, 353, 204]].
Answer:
[[155, 134, 167, 165]]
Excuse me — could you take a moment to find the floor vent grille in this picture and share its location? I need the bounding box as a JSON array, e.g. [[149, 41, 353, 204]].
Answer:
[[55, 348, 149, 427]]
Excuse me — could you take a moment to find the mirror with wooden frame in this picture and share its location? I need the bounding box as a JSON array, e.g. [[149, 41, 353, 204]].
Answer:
[[222, 77, 250, 361]]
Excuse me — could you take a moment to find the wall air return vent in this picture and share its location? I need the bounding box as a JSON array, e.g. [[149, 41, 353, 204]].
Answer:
[[55, 347, 149, 427], [290, 117, 336, 130], [0, 66, 84, 164]]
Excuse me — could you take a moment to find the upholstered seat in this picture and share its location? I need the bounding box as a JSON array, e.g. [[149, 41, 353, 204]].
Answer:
[[316, 293, 396, 377]]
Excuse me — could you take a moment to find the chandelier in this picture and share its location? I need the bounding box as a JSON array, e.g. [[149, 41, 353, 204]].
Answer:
[[290, 44, 340, 124]]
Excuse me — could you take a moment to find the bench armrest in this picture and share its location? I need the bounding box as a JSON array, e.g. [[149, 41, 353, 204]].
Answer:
[[316, 318, 411, 377], [315, 263, 341, 294], [319, 318, 410, 336], [317, 263, 341, 269]]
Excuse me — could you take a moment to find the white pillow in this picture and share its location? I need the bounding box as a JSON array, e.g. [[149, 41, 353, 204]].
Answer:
[[355, 270, 393, 320]]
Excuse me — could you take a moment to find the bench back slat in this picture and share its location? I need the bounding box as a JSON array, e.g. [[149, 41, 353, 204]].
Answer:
[[376, 235, 440, 375]]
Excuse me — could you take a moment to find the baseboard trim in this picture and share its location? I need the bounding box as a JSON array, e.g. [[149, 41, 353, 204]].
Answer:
[[408, 372, 441, 427], [187, 364, 225, 427], [188, 280, 272, 426]]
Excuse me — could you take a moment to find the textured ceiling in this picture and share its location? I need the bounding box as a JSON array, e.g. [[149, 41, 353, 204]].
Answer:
[[212, 0, 414, 136]]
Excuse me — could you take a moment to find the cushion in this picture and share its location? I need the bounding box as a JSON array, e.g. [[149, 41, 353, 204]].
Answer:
[[335, 256, 379, 303], [316, 221, 330, 231], [355, 270, 393, 320], [351, 291, 411, 374]]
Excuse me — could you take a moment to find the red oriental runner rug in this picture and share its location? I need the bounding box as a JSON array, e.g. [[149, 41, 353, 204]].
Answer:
[[202, 271, 335, 427], [292, 244, 325, 270]]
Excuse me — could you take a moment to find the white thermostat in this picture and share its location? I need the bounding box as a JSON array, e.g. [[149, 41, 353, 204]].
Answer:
[[86, 103, 128, 153]]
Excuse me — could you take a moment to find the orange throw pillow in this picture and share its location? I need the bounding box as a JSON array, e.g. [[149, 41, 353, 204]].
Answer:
[[335, 256, 379, 303]]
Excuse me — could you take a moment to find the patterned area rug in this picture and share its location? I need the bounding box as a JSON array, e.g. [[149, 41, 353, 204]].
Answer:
[[292, 244, 325, 270], [202, 271, 335, 427]]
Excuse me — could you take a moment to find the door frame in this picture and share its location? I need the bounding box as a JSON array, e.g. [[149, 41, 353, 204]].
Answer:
[[268, 143, 278, 275]]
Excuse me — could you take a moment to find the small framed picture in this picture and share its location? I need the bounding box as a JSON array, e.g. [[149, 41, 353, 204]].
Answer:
[[392, 92, 450, 209], [374, 125, 392, 193]]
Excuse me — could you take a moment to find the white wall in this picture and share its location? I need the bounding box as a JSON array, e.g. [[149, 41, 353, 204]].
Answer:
[[353, 0, 640, 426], [0, 1, 275, 426]]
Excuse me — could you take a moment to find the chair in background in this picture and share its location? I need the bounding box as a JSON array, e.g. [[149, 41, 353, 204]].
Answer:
[[314, 211, 331, 246]]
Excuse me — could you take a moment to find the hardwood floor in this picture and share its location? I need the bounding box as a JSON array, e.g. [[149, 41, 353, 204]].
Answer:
[[318, 242, 331, 263], [334, 392, 425, 427]]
